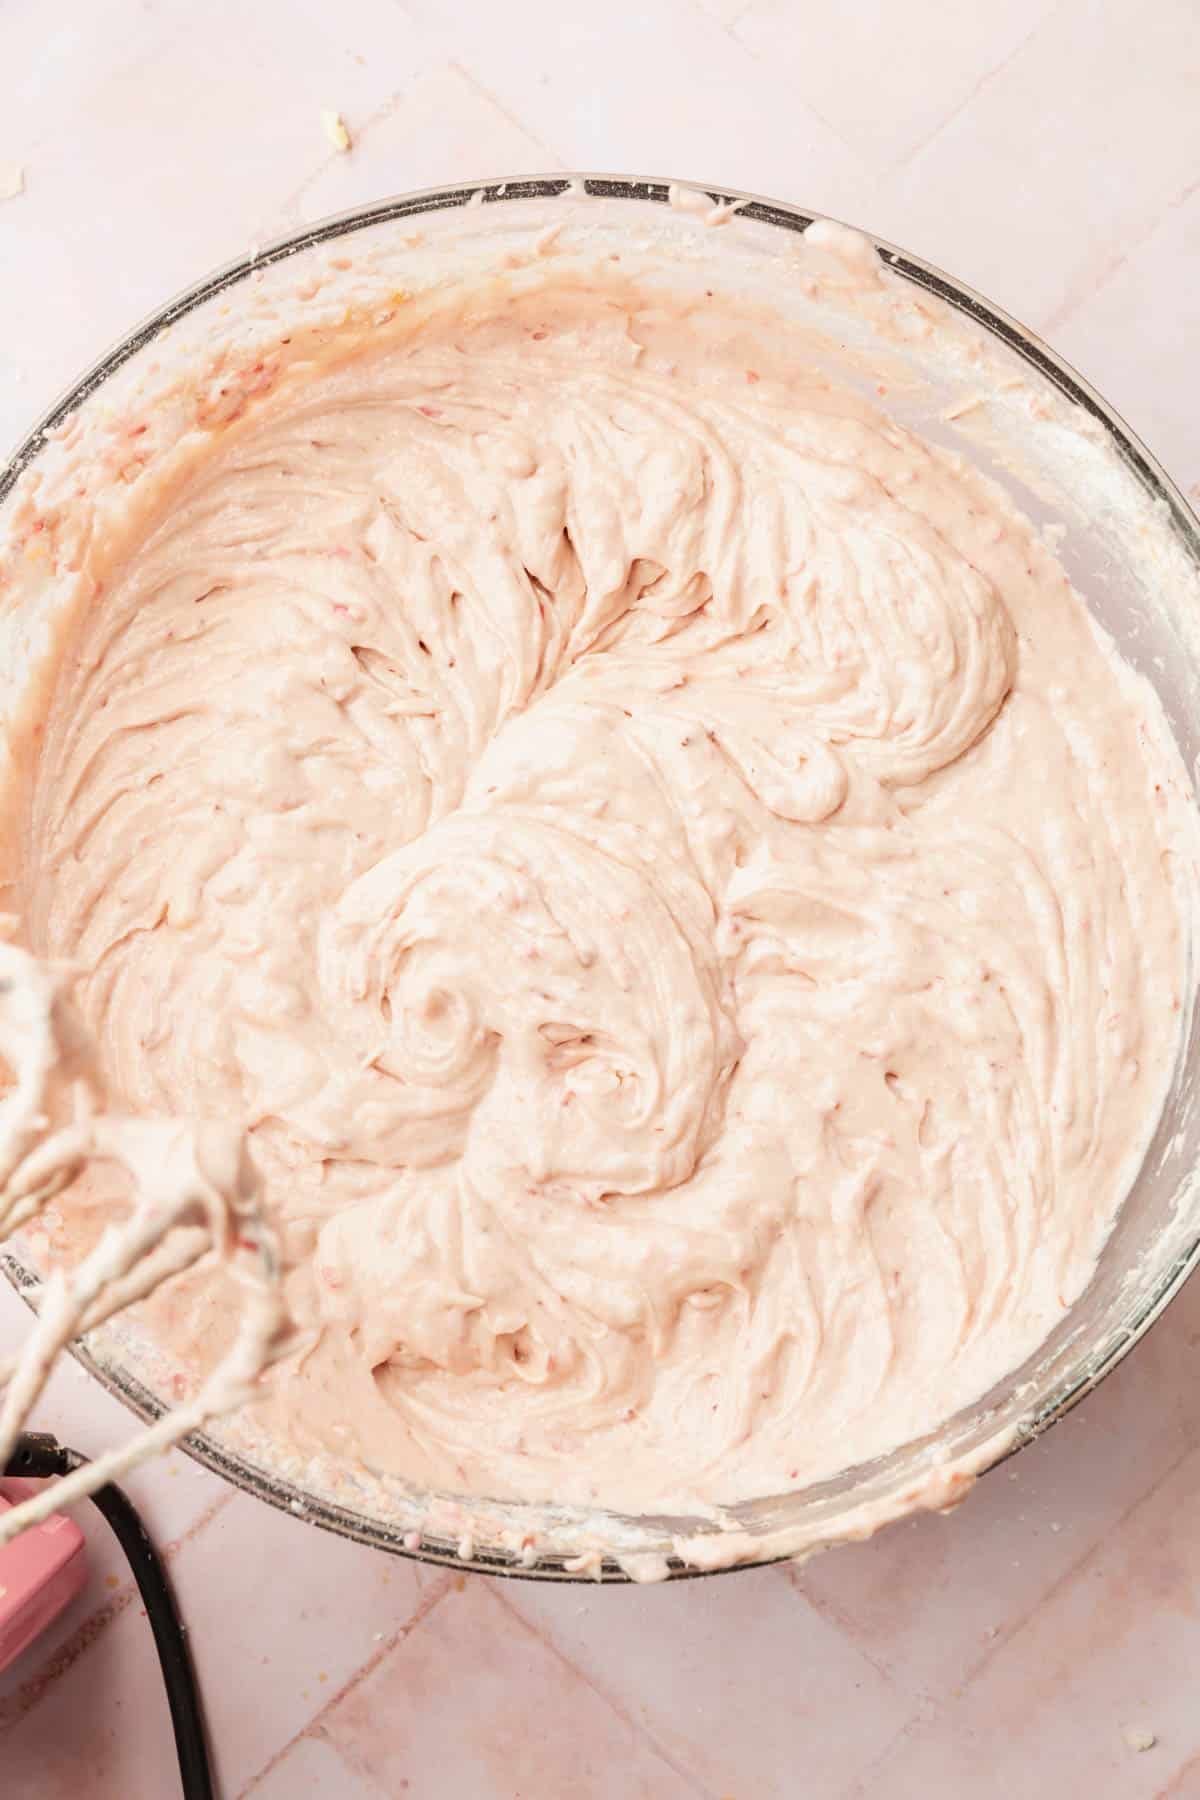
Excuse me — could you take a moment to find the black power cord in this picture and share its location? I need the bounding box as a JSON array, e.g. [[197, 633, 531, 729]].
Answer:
[[4, 1431, 213, 1800]]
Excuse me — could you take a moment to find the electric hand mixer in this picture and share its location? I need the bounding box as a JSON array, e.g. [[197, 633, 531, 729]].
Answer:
[[0, 930, 285, 1799]]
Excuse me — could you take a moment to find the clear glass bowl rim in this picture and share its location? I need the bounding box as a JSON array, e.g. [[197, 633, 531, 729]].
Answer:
[[3, 171, 1199, 1583]]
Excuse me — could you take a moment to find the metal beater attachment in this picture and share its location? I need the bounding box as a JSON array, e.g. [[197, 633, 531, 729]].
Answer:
[[0, 936, 286, 1544]]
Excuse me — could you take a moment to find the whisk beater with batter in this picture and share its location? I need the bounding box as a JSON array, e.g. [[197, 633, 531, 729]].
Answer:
[[0, 931, 285, 1547]]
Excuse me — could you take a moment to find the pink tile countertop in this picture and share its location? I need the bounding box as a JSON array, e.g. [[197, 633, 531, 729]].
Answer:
[[2, 1, 1199, 1793]]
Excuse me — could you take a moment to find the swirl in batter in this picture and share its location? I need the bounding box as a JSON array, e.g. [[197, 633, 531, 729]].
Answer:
[[8, 270, 1194, 1516]]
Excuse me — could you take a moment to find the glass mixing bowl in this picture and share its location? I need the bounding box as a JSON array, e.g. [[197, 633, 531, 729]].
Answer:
[[3, 175, 1200, 1581]]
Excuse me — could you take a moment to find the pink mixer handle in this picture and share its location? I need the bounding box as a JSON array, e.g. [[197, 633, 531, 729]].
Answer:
[[0, 1486, 87, 1673]]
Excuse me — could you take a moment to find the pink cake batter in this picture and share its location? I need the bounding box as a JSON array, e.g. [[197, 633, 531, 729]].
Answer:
[[2, 262, 1196, 1528]]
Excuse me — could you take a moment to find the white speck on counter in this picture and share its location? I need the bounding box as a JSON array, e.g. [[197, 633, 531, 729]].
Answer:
[[0, 164, 24, 202], [321, 109, 351, 153], [1122, 1724, 1157, 1753]]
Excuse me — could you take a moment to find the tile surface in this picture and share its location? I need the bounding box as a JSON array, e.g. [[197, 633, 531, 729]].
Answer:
[[1, 2, 1198, 1795], [734, 0, 1052, 168], [323, 1582, 707, 1799], [505, 1561, 910, 1797]]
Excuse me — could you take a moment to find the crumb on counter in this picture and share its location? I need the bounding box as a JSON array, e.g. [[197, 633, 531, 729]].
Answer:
[[321, 109, 352, 153], [0, 163, 25, 202], [1122, 1724, 1157, 1753]]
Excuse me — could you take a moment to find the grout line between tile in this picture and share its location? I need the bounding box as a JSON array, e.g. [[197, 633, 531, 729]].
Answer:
[[162, 1482, 237, 1560], [1042, 170, 1200, 339], [489, 1582, 719, 1799], [237, 1569, 455, 1798], [891, 0, 1071, 176], [0, 1583, 139, 1735], [842, 1706, 936, 1800], [305, 1722, 393, 1799], [269, 78, 420, 227], [961, 1435, 1200, 1689], [444, 57, 566, 170], [0, 1479, 236, 1734], [783, 1559, 898, 1689], [843, 1435, 1200, 1797], [724, 6, 856, 153], [1158, 1740, 1200, 1798]]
